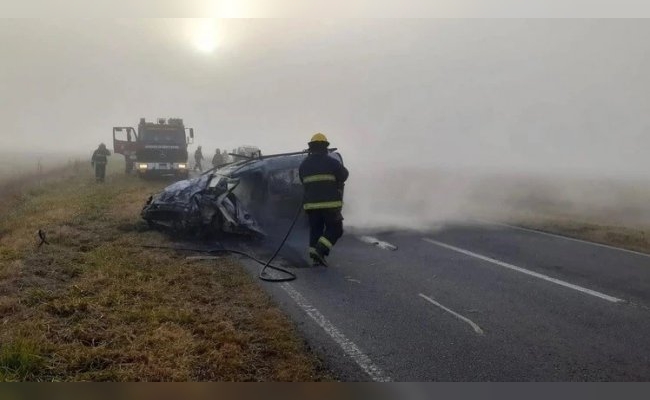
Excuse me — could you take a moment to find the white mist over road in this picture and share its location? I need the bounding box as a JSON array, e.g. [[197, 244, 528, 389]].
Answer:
[[2, 18, 649, 227]]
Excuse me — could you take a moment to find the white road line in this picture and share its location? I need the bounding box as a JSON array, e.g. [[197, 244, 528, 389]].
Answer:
[[185, 256, 221, 261], [358, 236, 398, 251], [279, 283, 391, 382], [422, 238, 625, 304], [479, 220, 650, 259], [418, 293, 484, 335]]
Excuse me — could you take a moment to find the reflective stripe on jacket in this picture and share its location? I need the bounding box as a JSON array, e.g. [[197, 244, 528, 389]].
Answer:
[[299, 152, 349, 210]]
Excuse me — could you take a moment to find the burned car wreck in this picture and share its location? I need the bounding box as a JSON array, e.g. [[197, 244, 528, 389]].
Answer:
[[141, 150, 342, 239]]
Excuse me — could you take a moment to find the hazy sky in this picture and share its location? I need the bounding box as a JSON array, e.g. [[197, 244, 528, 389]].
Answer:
[[4, 1, 650, 18], [1, 18, 649, 176]]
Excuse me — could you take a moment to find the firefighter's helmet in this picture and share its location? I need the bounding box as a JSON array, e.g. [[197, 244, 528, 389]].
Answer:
[[309, 133, 329, 146]]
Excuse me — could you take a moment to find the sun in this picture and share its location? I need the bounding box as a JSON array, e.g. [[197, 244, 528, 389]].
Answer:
[[193, 19, 219, 54]]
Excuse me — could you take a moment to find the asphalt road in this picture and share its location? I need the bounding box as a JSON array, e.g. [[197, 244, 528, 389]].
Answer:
[[237, 222, 650, 381]]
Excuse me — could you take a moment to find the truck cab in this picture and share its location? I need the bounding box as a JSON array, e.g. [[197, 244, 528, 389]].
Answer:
[[113, 118, 194, 179]]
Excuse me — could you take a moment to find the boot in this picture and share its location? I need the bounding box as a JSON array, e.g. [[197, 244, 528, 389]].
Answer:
[[309, 248, 328, 267]]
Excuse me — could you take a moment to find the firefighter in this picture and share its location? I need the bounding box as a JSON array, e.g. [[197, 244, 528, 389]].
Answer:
[[212, 148, 224, 168], [298, 133, 349, 266], [194, 145, 204, 172], [91, 143, 111, 183]]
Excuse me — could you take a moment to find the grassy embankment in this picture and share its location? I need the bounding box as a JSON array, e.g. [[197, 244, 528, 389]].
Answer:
[[0, 160, 331, 381], [511, 215, 650, 254], [484, 177, 650, 254]]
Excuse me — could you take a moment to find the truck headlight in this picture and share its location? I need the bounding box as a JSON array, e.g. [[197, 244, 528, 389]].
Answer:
[[138, 163, 148, 170], [178, 163, 187, 169]]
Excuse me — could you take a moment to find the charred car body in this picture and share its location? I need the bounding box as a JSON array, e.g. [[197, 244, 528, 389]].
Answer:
[[141, 150, 343, 238]]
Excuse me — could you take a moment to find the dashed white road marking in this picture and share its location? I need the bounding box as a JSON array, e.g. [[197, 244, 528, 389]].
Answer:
[[423, 238, 625, 304], [358, 236, 398, 251], [479, 220, 650, 259], [345, 277, 362, 284], [185, 256, 221, 261], [279, 283, 391, 382], [418, 293, 484, 335]]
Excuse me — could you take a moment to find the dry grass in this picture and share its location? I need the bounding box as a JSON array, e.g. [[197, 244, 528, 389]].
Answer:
[[0, 161, 332, 381], [507, 213, 650, 254], [0, 152, 78, 184], [462, 172, 650, 254]]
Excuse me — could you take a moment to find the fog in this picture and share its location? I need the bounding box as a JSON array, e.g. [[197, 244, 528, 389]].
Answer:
[[2, 18, 650, 227]]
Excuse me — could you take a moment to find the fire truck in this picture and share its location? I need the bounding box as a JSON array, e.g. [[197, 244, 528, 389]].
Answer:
[[113, 118, 194, 179]]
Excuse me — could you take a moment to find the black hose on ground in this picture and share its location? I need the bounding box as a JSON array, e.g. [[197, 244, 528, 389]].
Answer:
[[257, 203, 304, 282]]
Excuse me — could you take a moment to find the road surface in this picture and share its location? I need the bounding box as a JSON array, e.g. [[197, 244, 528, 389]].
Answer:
[[237, 222, 650, 381]]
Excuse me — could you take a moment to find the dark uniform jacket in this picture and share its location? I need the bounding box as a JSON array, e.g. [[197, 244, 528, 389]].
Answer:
[[299, 152, 349, 210], [212, 153, 224, 167], [91, 148, 111, 165]]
